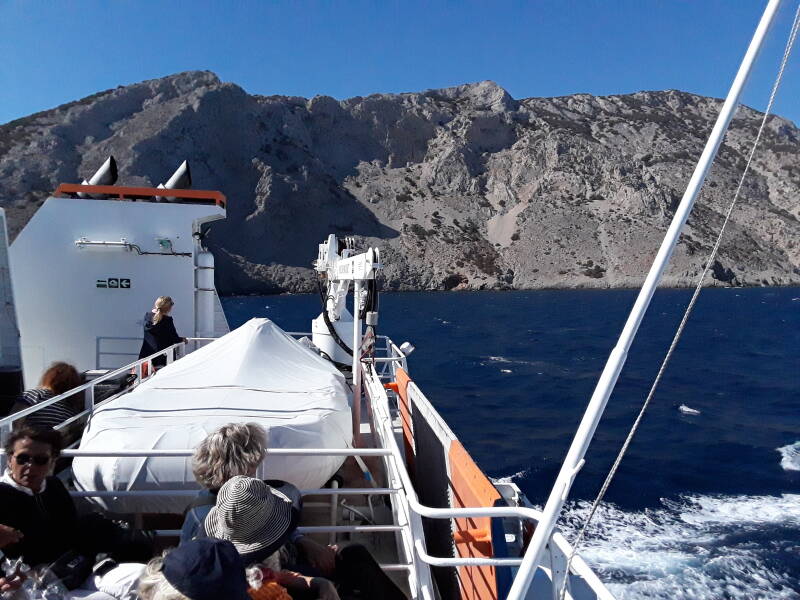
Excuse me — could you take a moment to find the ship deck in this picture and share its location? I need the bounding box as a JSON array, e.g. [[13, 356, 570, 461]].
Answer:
[[0, 332, 614, 600]]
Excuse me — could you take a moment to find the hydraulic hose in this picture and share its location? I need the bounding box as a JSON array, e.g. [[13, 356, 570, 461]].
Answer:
[[316, 277, 354, 358]]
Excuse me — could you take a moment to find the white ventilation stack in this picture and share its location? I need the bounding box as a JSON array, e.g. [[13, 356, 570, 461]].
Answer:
[[156, 160, 192, 202], [194, 249, 215, 340], [77, 156, 118, 198]]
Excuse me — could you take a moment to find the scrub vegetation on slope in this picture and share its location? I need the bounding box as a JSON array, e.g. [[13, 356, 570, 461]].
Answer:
[[1, 71, 798, 294]]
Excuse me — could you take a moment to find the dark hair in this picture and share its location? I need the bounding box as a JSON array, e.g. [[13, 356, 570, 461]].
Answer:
[[4, 426, 64, 458], [39, 362, 81, 395]]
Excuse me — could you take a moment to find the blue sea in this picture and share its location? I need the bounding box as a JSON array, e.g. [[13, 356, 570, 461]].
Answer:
[[222, 287, 800, 599]]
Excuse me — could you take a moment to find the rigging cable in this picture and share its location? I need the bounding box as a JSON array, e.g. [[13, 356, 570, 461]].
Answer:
[[558, 6, 800, 599]]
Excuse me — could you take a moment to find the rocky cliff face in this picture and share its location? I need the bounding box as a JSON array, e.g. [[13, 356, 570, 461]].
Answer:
[[1, 71, 799, 294]]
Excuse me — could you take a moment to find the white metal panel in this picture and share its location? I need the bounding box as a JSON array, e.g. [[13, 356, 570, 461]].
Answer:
[[9, 197, 224, 385], [0, 209, 21, 369], [213, 289, 229, 337]]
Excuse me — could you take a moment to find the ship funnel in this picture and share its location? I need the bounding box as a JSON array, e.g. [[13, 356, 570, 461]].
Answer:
[[164, 160, 192, 190], [77, 156, 118, 198], [156, 160, 191, 201]]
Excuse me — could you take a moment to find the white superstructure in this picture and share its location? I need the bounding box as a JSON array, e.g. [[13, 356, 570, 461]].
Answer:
[[1, 189, 614, 599], [0, 208, 23, 412], [9, 184, 228, 386], [0, 209, 21, 372]]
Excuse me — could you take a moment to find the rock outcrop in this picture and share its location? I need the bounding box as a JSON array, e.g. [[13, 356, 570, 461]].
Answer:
[[1, 71, 799, 293]]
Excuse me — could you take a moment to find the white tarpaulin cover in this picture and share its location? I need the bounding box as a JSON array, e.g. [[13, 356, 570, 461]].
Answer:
[[73, 318, 352, 513]]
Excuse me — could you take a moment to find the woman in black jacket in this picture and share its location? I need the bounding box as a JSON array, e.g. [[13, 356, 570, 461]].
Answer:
[[0, 427, 75, 570], [138, 296, 186, 367], [0, 427, 152, 595]]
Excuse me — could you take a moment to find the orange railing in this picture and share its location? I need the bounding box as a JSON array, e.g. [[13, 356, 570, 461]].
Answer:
[[53, 184, 227, 209]]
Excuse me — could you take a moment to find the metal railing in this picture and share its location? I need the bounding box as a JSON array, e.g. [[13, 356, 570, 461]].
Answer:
[[0, 331, 610, 600], [283, 332, 406, 382], [70, 487, 399, 499], [0, 340, 188, 463], [94, 336, 142, 370], [61, 448, 392, 457], [363, 343, 613, 600], [364, 372, 543, 551], [0, 336, 230, 448]]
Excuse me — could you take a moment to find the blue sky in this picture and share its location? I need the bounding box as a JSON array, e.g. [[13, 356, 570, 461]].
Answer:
[[1, 1, 799, 126]]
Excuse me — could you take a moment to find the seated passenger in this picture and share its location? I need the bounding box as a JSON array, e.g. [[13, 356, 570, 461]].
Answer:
[[181, 422, 269, 542], [139, 538, 330, 600], [182, 423, 336, 576], [0, 427, 148, 598], [205, 476, 407, 600], [12, 362, 81, 430], [137, 538, 251, 600]]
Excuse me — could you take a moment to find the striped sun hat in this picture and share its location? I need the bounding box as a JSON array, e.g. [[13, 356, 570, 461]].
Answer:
[[204, 476, 297, 561]]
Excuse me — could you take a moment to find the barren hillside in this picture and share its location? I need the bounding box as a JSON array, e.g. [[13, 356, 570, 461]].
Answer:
[[1, 71, 798, 293]]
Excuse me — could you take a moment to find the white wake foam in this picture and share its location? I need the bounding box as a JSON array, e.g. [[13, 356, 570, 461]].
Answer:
[[777, 441, 800, 472], [491, 469, 529, 485], [486, 355, 512, 363], [558, 494, 800, 599]]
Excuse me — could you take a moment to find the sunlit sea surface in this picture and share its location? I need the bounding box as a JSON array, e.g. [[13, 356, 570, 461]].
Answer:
[[222, 287, 800, 599]]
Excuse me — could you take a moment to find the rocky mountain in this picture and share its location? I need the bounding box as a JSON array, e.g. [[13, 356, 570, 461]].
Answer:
[[1, 71, 799, 294]]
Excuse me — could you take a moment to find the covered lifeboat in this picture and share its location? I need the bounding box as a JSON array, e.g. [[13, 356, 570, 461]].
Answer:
[[73, 318, 352, 513]]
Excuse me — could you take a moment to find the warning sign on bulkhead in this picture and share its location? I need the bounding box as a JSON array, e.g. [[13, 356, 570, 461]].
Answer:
[[97, 277, 131, 289]]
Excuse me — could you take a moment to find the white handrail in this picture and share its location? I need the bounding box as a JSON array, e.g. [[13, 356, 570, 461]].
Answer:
[[153, 525, 403, 536], [413, 539, 523, 568], [61, 433, 540, 521], [297, 525, 402, 533], [366, 361, 609, 587], [363, 372, 547, 575], [0, 341, 185, 430], [69, 487, 399, 498], [58, 448, 391, 457], [506, 1, 785, 598], [366, 374, 544, 523]]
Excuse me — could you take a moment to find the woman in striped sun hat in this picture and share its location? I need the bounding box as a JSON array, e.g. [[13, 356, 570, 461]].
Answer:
[[204, 476, 407, 599], [204, 476, 299, 565]]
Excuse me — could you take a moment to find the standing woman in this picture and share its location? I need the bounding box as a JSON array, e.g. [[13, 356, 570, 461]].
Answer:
[[139, 296, 186, 367]]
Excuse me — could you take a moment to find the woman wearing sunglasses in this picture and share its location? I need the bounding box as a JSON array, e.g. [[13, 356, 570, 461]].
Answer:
[[0, 427, 146, 597], [0, 426, 73, 593]]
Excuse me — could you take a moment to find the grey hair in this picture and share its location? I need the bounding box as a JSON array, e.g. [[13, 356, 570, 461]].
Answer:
[[137, 556, 190, 600], [192, 422, 267, 489]]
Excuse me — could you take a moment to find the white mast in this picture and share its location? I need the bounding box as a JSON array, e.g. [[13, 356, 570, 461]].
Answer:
[[507, 1, 785, 598]]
